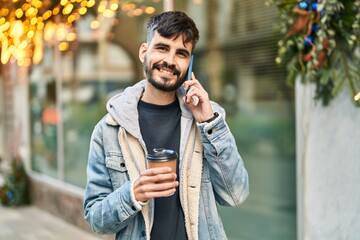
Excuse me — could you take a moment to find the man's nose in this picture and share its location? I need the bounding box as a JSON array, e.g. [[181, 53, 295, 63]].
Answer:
[[163, 52, 176, 65]]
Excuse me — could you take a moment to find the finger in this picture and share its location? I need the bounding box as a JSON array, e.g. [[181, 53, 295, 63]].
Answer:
[[185, 85, 197, 100], [150, 180, 179, 191], [134, 180, 178, 201], [191, 72, 196, 81], [152, 172, 177, 183], [138, 187, 177, 200], [192, 96, 199, 106], [187, 73, 206, 92], [183, 81, 191, 93], [184, 76, 199, 90], [186, 86, 206, 105], [142, 167, 172, 176], [185, 79, 198, 89], [186, 91, 199, 106], [136, 180, 178, 193], [137, 172, 177, 185]]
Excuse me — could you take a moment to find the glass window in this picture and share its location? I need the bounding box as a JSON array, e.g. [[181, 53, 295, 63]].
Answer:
[[30, 48, 58, 179], [30, 17, 135, 187], [62, 40, 134, 187]]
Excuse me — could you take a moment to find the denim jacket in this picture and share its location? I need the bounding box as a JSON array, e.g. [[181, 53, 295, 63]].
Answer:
[[83, 80, 249, 240]]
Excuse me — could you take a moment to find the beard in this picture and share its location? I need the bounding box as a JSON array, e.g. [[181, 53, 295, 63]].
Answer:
[[143, 56, 186, 92]]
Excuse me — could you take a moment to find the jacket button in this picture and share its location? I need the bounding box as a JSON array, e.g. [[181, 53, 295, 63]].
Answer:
[[120, 163, 125, 167], [141, 230, 146, 237], [207, 129, 213, 134], [131, 206, 136, 211]]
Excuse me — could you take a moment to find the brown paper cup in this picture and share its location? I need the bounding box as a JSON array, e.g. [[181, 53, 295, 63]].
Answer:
[[147, 148, 178, 182]]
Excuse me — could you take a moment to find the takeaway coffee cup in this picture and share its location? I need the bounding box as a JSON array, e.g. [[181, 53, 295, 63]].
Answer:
[[147, 148, 177, 178]]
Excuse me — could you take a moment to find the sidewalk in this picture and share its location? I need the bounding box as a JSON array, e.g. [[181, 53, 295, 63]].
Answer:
[[0, 206, 111, 240]]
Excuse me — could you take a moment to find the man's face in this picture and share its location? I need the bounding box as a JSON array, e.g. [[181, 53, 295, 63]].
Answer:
[[139, 31, 193, 92]]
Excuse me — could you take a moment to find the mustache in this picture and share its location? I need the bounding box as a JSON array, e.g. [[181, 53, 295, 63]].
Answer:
[[152, 62, 180, 76]]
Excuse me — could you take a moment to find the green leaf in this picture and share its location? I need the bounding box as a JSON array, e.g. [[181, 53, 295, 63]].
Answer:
[[331, 77, 345, 97], [319, 69, 331, 85]]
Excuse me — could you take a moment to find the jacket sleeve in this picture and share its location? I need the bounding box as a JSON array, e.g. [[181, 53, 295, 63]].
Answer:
[[83, 121, 142, 234], [197, 104, 249, 206]]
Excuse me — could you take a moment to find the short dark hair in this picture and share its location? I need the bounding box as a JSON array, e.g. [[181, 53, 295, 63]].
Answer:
[[146, 11, 200, 50]]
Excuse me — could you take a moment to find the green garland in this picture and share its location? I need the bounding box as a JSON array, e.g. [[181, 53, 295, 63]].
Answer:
[[267, 0, 360, 106], [0, 156, 30, 206]]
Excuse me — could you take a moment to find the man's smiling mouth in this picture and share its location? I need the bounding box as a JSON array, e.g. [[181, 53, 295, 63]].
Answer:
[[159, 68, 175, 75], [153, 62, 180, 76]]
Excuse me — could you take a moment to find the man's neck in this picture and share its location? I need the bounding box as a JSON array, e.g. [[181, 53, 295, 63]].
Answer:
[[141, 81, 177, 105]]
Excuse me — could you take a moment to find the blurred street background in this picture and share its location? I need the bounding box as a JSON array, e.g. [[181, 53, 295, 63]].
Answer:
[[1, 0, 359, 240]]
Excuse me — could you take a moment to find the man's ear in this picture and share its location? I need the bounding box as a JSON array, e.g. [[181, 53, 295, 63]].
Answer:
[[139, 43, 147, 63]]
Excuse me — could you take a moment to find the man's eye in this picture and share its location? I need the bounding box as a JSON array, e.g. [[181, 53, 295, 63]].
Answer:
[[178, 52, 188, 58]]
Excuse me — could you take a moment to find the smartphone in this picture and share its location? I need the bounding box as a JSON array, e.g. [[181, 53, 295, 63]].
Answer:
[[185, 54, 194, 95], [187, 54, 194, 81], [184, 55, 199, 105]]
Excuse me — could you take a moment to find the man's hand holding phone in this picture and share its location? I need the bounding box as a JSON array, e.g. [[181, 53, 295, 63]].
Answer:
[[183, 57, 214, 123]]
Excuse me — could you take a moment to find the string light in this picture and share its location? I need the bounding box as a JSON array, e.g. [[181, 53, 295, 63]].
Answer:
[[0, 0, 160, 67]]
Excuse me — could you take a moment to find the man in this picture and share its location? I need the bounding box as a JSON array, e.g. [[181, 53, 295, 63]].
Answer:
[[84, 11, 249, 240]]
